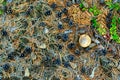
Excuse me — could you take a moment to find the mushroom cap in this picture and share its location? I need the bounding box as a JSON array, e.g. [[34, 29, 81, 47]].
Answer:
[[79, 34, 91, 47]]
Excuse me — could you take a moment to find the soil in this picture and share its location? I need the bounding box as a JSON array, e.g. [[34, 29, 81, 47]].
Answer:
[[0, 0, 120, 80]]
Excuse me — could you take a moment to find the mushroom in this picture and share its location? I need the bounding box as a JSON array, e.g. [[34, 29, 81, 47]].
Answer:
[[79, 34, 91, 47]]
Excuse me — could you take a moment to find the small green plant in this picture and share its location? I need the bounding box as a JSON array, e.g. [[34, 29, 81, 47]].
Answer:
[[2, 0, 7, 6], [0, 9, 3, 15], [79, 3, 84, 8], [91, 18, 99, 28], [97, 27, 106, 35], [0, 0, 4, 4], [106, 2, 120, 10], [110, 16, 120, 43], [89, 5, 100, 16], [91, 18, 106, 35], [118, 17, 120, 24], [79, 2, 87, 11], [0, 0, 7, 15]]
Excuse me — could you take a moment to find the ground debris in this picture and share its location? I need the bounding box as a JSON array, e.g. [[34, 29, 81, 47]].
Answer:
[[0, 0, 120, 79]]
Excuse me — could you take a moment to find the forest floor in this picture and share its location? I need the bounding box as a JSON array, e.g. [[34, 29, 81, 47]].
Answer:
[[0, 0, 120, 80]]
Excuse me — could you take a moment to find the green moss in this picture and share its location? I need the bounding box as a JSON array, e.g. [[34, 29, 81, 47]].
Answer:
[[0, 0, 4, 4], [2, 0, 7, 6], [118, 17, 120, 24], [0, 9, 3, 15], [97, 27, 106, 35], [91, 18, 106, 35], [106, 2, 120, 10], [79, 3, 84, 8], [79, 2, 87, 11], [91, 18, 99, 28], [89, 5, 100, 16], [110, 16, 120, 43]]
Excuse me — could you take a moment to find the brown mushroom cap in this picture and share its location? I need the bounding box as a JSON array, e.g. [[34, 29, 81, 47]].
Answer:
[[79, 34, 91, 47]]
